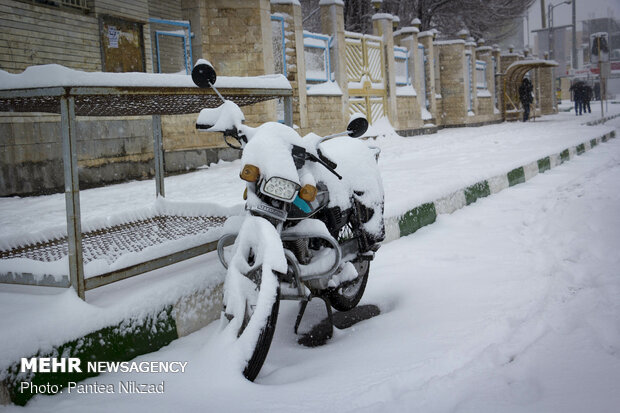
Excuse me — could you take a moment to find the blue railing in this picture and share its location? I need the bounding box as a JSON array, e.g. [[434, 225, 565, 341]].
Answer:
[[271, 15, 287, 77]]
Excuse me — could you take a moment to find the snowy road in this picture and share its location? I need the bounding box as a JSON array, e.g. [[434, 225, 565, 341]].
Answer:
[[12, 127, 620, 412]]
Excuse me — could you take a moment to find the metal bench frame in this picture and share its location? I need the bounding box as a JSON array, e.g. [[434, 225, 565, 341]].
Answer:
[[0, 84, 293, 299]]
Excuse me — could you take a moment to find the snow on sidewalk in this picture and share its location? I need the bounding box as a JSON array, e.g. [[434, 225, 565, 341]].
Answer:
[[0, 106, 617, 372], [10, 118, 620, 413], [0, 107, 617, 238]]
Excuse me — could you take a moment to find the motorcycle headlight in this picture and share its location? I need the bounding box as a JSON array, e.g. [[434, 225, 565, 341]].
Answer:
[[262, 177, 300, 201]]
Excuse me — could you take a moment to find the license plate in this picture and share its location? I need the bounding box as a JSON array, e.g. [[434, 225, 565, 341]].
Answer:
[[251, 203, 287, 220]]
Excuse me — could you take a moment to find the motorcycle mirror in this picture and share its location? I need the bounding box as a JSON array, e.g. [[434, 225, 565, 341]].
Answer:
[[347, 114, 368, 138], [192, 60, 217, 88]]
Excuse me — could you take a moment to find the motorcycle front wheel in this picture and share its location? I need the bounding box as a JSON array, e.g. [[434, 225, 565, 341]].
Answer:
[[225, 264, 280, 382], [327, 259, 369, 312]]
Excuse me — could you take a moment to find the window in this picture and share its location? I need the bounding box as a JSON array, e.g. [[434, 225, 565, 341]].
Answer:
[[394, 46, 410, 86], [476, 60, 487, 89], [304, 32, 332, 83]]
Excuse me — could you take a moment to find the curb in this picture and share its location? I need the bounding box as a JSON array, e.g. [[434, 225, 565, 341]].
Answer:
[[383, 129, 616, 241], [585, 112, 620, 126], [1, 126, 617, 406]]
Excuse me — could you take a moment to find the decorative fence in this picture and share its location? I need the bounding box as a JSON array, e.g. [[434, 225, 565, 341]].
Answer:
[[345, 32, 387, 124]]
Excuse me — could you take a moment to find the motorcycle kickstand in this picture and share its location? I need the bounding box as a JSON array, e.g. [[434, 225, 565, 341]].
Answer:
[[294, 299, 309, 335], [318, 295, 334, 340], [293, 295, 335, 339]]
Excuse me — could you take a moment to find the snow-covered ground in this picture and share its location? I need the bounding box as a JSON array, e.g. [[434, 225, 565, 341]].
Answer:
[[5, 116, 620, 412], [0, 106, 616, 239]]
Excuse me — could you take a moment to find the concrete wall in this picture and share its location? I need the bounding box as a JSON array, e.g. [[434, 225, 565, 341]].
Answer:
[[0, 0, 243, 196], [0, 0, 102, 73]]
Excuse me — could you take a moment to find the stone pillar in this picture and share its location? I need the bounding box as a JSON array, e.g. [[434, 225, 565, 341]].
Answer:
[[492, 46, 501, 113], [393, 26, 424, 131], [435, 39, 467, 126], [465, 36, 477, 120], [474, 40, 498, 121], [320, 0, 348, 128], [372, 13, 397, 125], [539, 65, 555, 115], [181, 0, 203, 67], [417, 31, 436, 122], [393, 27, 419, 90], [271, 0, 308, 130], [200, 0, 276, 123]]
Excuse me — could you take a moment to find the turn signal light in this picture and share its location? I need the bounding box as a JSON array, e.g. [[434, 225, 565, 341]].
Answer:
[[240, 164, 260, 182], [299, 184, 317, 202]]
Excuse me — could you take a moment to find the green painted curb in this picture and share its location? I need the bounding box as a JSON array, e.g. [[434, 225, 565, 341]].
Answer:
[[464, 181, 491, 206], [2, 306, 177, 406], [398, 202, 437, 237], [576, 143, 586, 155], [507, 167, 525, 187], [560, 149, 570, 164], [590, 138, 598, 148], [537, 156, 551, 173]]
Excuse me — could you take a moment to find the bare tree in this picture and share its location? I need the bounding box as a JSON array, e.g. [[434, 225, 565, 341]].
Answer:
[[341, 0, 535, 43]]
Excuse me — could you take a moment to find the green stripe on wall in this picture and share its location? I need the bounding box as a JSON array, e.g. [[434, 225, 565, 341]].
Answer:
[[464, 181, 490, 205], [398, 203, 437, 237], [4, 306, 178, 406]]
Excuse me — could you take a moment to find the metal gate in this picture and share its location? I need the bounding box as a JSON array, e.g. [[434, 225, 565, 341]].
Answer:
[[345, 32, 386, 124]]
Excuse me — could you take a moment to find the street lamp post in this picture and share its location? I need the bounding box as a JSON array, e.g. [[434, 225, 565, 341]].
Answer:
[[547, 0, 571, 61]]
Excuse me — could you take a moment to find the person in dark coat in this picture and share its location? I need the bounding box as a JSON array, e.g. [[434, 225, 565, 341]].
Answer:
[[583, 84, 592, 114], [518, 78, 534, 122], [569, 80, 584, 116]]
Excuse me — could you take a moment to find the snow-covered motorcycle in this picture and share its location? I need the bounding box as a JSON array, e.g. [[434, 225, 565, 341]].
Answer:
[[192, 60, 384, 381]]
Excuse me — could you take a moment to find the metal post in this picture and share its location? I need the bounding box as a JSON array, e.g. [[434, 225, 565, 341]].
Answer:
[[152, 114, 165, 197], [283, 96, 293, 127], [60, 95, 85, 300], [572, 0, 577, 70], [598, 37, 604, 117]]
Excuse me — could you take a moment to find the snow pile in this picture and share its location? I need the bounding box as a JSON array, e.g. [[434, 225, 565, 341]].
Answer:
[[306, 81, 342, 96], [0, 64, 291, 90], [12, 124, 620, 412]]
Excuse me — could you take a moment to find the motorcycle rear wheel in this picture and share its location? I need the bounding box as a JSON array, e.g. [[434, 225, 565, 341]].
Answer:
[[327, 259, 369, 312]]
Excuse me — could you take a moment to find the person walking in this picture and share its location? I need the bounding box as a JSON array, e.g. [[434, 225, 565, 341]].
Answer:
[[518, 78, 534, 122], [583, 84, 592, 113], [570, 80, 584, 116]]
